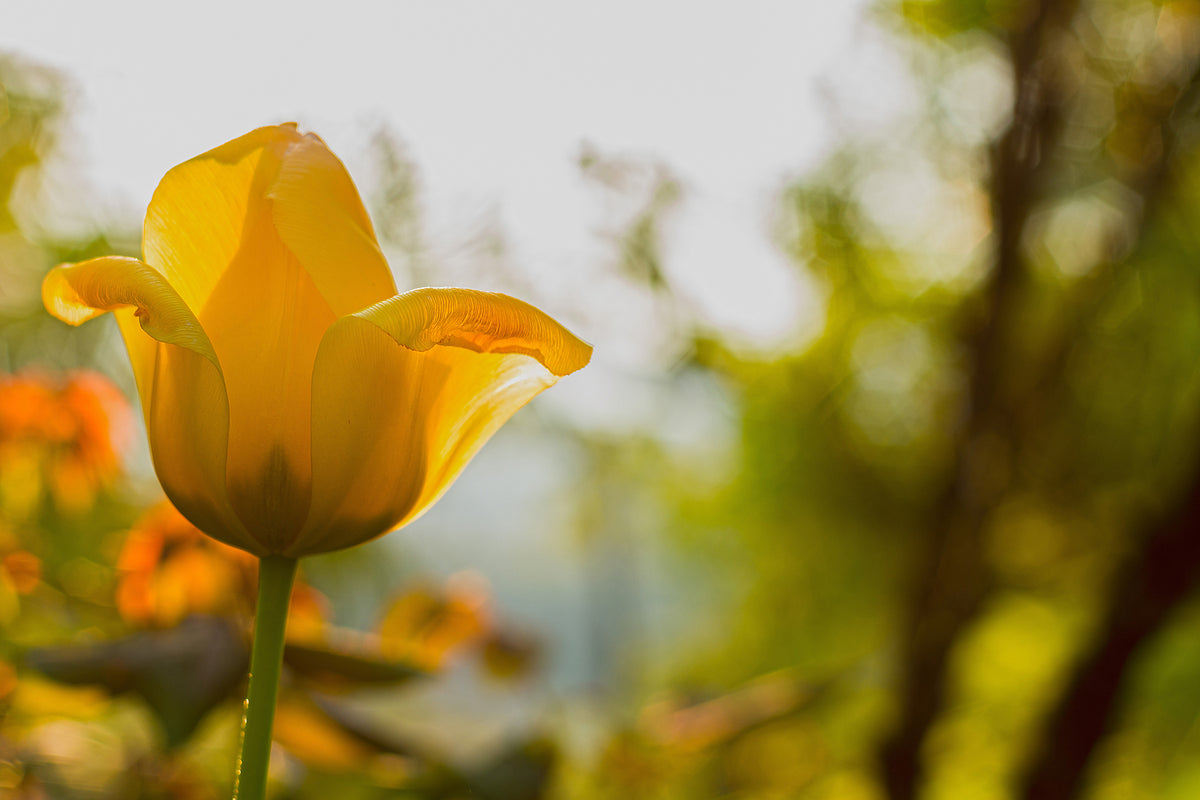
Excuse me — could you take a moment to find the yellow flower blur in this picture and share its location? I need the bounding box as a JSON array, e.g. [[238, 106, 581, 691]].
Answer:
[[43, 124, 591, 557]]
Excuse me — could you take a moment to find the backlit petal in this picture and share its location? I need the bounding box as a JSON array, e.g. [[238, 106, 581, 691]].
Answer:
[[41, 258, 257, 553], [293, 289, 591, 556], [269, 132, 397, 315], [198, 202, 332, 551]]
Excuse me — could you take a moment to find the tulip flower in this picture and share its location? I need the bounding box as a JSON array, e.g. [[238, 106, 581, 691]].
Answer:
[[42, 123, 590, 799]]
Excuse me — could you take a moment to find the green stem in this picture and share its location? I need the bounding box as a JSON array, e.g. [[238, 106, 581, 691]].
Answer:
[[234, 554, 298, 800]]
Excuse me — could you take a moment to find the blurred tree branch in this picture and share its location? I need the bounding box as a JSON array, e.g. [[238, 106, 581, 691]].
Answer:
[[883, 1, 1200, 796], [1016, 53, 1200, 800], [880, 2, 1078, 797], [1020, 462, 1200, 798]]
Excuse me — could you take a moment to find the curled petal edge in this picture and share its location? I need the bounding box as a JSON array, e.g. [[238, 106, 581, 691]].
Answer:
[[350, 288, 593, 377], [43, 256, 222, 374]]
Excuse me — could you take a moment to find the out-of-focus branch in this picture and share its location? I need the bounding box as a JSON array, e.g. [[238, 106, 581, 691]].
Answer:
[[879, 3, 1077, 798], [1016, 54, 1200, 800], [1020, 463, 1200, 799], [639, 670, 823, 753]]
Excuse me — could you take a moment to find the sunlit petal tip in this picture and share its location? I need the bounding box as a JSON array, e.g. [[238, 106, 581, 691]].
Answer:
[[42, 265, 107, 326], [223, 122, 300, 152]]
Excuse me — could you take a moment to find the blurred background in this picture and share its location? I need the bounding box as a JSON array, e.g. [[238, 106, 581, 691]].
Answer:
[[3, 0, 1200, 798]]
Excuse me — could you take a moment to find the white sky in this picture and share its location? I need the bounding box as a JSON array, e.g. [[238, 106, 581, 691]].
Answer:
[[5, 0, 871, 358]]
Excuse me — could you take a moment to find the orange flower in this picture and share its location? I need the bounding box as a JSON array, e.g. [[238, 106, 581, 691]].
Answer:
[[42, 124, 590, 556], [116, 501, 333, 630], [0, 371, 129, 515], [378, 573, 491, 670], [2, 550, 41, 594], [116, 502, 256, 627], [284, 582, 331, 645]]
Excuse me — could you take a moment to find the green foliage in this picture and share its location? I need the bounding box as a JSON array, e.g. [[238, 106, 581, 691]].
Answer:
[[899, 0, 1031, 38]]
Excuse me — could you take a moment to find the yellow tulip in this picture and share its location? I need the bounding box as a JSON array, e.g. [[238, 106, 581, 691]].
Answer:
[[43, 123, 591, 558]]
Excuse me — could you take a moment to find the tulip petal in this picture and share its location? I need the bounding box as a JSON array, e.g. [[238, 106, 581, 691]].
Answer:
[[294, 289, 591, 556], [41, 258, 258, 554], [199, 222, 332, 553], [269, 133, 397, 315]]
